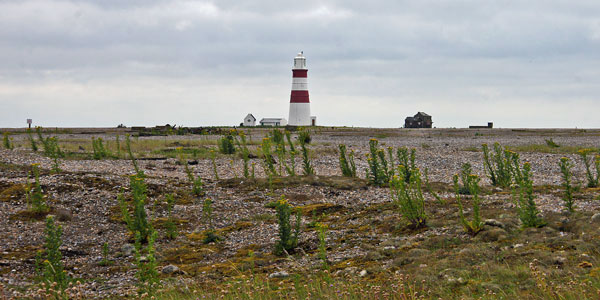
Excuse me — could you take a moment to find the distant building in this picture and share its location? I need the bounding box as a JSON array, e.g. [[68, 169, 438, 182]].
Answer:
[[243, 114, 256, 126], [404, 112, 432, 128], [260, 118, 287, 126], [310, 116, 317, 126]]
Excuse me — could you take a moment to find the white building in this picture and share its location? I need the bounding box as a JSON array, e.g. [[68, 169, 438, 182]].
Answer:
[[260, 118, 287, 126], [288, 52, 313, 126], [243, 114, 256, 126]]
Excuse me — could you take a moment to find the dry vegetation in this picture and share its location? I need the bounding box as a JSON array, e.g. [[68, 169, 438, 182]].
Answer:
[[1, 127, 600, 299]]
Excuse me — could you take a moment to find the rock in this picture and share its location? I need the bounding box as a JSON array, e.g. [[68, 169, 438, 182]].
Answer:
[[268, 271, 289, 279], [484, 219, 505, 228], [493, 187, 503, 193], [55, 208, 73, 222], [513, 243, 524, 249], [407, 248, 430, 257], [477, 228, 508, 242], [359, 270, 368, 277], [162, 265, 183, 275], [553, 256, 567, 265], [187, 160, 199, 165], [121, 244, 135, 256], [419, 264, 427, 268], [591, 213, 600, 223]]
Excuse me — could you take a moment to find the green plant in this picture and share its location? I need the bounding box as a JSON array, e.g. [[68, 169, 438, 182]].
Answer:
[[38, 215, 69, 297], [559, 157, 576, 213], [164, 193, 178, 239], [25, 129, 38, 152], [285, 130, 296, 153], [274, 196, 301, 255], [115, 135, 121, 158], [513, 162, 545, 228], [456, 163, 474, 195], [210, 150, 220, 181], [29, 163, 48, 213], [577, 149, 599, 188], [92, 137, 111, 159], [202, 198, 219, 244], [179, 148, 204, 197], [218, 132, 236, 155], [125, 134, 141, 175], [390, 166, 426, 229], [423, 168, 444, 205], [119, 173, 152, 243], [298, 129, 311, 144], [99, 242, 113, 266], [453, 173, 484, 235], [134, 230, 159, 297], [261, 138, 277, 177], [338, 144, 356, 177], [545, 138, 560, 148], [236, 132, 251, 178], [3, 132, 13, 149], [366, 139, 388, 186], [316, 222, 328, 269], [482, 143, 516, 188], [269, 128, 284, 146], [284, 150, 297, 177], [299, 136, 314, 176]]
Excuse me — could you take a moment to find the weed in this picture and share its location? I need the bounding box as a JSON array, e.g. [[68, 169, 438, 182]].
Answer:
[[512, 162, 545, 228], [423, 168, 444, 205], [3, 132, 13, 149], [545, 138, 560, 148], [179, 148, 204, 197], [202, 198, 220, 244], [284, 150, 297, 177], [261, 138, 277, 177], [119, 173, 152, 243], [456, 163, 474, 195], [397, 147, 417, 183], [559, 157, 577, 213], [274, 196, 301, 256], [125, 135, 141, 175], [164, 194, 178, 240], [453, 173, 484, 235], [218, 131, 236, 155], [298, 128, 311, 144], [134, 230, 159, 297], [27, 129, 38, 152], [269, 128, 284, 146], [38, 215, 69, 296], [115, 135, 121, 158], [210, 150, 219, 181], [316, 222, 328, 269], [29, 164, 48, 213], [577, 149, 599, 188], [92, 137, 111, 159], [390, 166, 427, 229], [285, 130, 296, 153], [99, 242, 113, 266], [338, 144, 357, 177], [366, 139, 388, 186], [299, 137, 314, 176], [482, 143, 515, 188], [236, 132, 251, 178]]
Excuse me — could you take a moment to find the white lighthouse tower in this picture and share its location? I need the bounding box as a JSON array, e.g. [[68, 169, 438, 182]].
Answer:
[[288, 52, 312, 126]]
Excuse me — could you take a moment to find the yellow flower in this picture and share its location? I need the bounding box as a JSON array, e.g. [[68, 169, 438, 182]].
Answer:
[[176, 147, 183, 151]]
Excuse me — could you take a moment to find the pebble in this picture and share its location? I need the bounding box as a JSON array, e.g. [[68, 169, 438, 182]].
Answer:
[[269, 271, 290, 279]]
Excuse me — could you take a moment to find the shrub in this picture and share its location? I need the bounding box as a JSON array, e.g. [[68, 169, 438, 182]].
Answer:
[[119, 173, 152, 243], [274, 196, 301, 256], [482, 143, 516, 188], [513, 162, 545, 228], [453, 173, 484, 235], [559, 157, 577, 213], [218, 133, 236, 155], [577, 149, 599, 188], [269, 128, 284, 146], [390, 166, 426, 229], [366, 139, 389, 186], [338, 144, 357, 177], [38, 215, 69, 296], [397, 147, 417, 183]]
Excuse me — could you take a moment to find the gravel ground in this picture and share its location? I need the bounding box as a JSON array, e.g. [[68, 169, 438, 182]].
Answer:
[[1, 127, 599, 298]]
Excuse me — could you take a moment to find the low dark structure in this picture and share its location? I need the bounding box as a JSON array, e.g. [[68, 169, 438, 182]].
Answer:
[[404, 112, 432, 128], [469, 122, 494, 129]]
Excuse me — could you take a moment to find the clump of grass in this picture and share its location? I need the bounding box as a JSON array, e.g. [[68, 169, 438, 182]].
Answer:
[[559, 157, 577, 213], [274, 196, 301, 256], [545, 138, 560, 148], [482, 143, 516, 188], [577, 149, 599, 188], [453, 173, 484, 235], [119, 172, 153, 243], [3, 132, 13, 149], [316, 222, 328, 269], [390, 166, 426, 229], [92, 137, 111, 159], [164, 194, 178, 240], [36, 215, 69, 297], [513, 162, 545, 228], [218, 131, 236, 155], [338, 144, 356, 177], [99, 242, 113, 266]]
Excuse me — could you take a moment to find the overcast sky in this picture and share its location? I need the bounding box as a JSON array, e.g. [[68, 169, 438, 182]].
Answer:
[[1, 0, 599, 128]]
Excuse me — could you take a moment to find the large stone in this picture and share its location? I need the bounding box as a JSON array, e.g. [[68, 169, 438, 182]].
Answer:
[[162, 265, 183, 274], [591, 213, 600, 223], [484, 219, 505, 228], [477, 228, 508, 242], [268, 271, 290, 279]]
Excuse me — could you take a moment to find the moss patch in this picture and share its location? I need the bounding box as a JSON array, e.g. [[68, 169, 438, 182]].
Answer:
[[0, 183, 26, 202]]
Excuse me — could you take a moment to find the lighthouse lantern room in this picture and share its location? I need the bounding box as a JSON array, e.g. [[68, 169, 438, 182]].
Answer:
[[288, 52, 312, 126]]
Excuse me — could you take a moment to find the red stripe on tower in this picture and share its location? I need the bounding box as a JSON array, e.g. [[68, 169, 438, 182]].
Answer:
[[290, 90, 309, 103]]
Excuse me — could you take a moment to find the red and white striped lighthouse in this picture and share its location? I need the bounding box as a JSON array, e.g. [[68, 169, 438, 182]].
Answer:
[[288, 52, 312, 126]]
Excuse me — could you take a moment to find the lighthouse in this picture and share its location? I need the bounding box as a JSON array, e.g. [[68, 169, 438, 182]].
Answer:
[[288, 52, 313, 126]]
